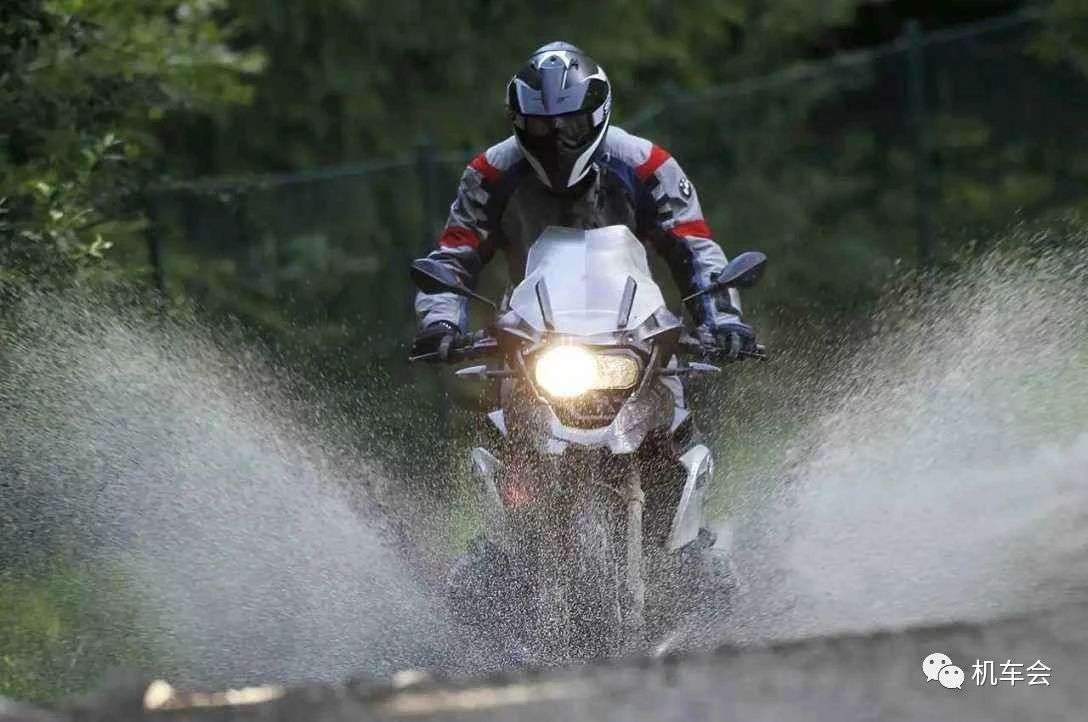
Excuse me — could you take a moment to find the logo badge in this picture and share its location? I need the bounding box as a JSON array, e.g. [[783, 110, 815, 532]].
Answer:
[[923, 652, 965, 691]]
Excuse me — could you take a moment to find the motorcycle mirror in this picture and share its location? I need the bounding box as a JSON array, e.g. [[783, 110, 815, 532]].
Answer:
[[410, 258, 464, 294], [714, 251, 767, 289], [410, 259, 497, 309], [681, 251, 767, 303]]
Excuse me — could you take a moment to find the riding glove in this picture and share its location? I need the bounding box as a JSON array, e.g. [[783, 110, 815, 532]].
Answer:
[[696, 320, 757, 360], [411, 321, 462, 361]]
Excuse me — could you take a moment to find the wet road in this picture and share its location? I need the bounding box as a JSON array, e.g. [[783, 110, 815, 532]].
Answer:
[[14, 601, 1086, 722]]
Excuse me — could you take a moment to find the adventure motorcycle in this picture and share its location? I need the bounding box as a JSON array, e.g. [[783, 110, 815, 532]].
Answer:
[[410, 225, 766, 662]]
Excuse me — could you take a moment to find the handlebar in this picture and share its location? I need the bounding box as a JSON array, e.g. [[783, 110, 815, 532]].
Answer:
[[676, 333, 767, 361], [408, 330, 499, 364], [410, 330, 767, 364]]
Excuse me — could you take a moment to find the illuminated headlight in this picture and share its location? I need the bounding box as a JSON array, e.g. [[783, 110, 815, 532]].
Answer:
[[533, 346, 641, 399]]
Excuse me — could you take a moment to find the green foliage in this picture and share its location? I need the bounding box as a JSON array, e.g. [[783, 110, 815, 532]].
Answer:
[[0, 560, 160, 703], [144, 6, 1088, 478], [146, 0, 895, 366], [157, 2, 1088, 334], [8, 0, 1088, 705], [0, 0, 262, 287], [190, 0, 870, 171], [1032, 0, 1088, 75]]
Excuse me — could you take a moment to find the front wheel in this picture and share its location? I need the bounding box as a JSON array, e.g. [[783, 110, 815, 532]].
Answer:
[[529, 458, 644, 662]]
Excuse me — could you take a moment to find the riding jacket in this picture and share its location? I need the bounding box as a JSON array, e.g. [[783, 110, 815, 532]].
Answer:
[[414, 126, 740, 330]]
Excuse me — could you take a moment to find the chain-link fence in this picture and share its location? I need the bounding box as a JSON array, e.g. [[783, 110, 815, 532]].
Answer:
[[622, 10, 1088, 312], [147, 10, 1088, 359]]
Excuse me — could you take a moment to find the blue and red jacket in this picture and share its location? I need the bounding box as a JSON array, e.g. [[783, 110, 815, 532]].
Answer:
[[415, 126, 740, 330]]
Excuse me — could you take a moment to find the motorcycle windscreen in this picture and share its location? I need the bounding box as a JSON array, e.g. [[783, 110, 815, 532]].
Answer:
[[509, 225, 667, 335]]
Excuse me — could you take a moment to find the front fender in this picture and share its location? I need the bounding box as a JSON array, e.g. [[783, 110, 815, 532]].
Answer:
[[667, 444, 713, 550], [471, 447, 506, 537]]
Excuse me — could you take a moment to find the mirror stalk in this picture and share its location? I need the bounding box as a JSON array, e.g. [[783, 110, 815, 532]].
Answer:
[[410, 259, 498, 309], [464, 290, 498, 310]]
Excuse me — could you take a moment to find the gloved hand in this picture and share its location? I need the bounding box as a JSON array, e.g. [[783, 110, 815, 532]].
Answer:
[[411, 321, 462, 361], [695, 320, 757, 360]]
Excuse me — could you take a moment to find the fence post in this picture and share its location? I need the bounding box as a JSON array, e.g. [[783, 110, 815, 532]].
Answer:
[[414, 136, 451, 427], [660, 82, 682, 149], [144, 190, 166, 297], [417, 136, 439, 255], [905, 19, 936, 267]]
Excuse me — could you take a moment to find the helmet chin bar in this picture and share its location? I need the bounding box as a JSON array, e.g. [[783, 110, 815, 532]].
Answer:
[[566, 118, 609, 188], [515, 116, 610, 191], [516, 141, 555, 189]]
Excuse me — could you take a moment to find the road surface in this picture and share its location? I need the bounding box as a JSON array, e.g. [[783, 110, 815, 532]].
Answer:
[[8, 602, 1086, 722]]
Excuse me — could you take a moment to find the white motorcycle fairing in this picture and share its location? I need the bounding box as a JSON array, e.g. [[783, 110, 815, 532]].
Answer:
[[471, 224, 712, 551]]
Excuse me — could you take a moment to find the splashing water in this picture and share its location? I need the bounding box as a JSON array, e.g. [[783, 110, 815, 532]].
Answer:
[[2, 237, 1087, 692], [0, 290, 478, 688], [720, 239, 1088, 644]]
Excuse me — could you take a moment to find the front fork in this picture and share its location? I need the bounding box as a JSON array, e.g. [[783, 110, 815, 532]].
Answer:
[[667, 444, 714, 550], [469, 445, 713, 653], [622, 465, 645, 645], [470, 443, 713, 544]]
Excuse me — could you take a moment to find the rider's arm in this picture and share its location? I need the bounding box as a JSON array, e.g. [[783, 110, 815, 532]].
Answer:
[[636, 145, 741, 327], [414, 153, 503, 330]]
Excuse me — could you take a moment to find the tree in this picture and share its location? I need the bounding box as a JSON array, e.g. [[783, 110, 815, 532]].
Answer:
[[1032, 0, 1088, 76], [0, 0, 262, 288], [166, 0, 878, 173]]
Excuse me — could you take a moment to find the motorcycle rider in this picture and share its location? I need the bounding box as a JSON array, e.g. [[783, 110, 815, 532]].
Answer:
[[411, 42, 758, 642]]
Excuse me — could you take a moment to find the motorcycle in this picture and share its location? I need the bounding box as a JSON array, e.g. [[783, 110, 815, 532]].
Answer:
[[410, 225, 766, 662]]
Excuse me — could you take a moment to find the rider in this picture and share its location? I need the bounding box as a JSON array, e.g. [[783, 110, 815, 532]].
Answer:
[[411, 41, 758, 361], [411, 42, 758, 639]]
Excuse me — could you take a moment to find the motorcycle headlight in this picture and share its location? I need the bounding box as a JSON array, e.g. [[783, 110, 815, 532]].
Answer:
[[533, 346, 641, 399]]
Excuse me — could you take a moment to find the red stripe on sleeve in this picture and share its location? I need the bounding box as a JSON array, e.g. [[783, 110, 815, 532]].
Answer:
[[469, 153, 502, 183], [635, 145, 671, 181], [671, 219, 713, 239], [438, 226, 480, 249]]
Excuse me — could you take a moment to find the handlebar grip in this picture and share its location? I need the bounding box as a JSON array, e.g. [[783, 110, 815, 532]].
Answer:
[[746, 343, 768, 360], [676, 334, 767, 361], [677, 333, 703, 354], [409, 330, 497, 364]]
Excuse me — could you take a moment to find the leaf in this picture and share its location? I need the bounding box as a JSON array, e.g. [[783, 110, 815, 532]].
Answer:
[[85, 234, 113, 259]]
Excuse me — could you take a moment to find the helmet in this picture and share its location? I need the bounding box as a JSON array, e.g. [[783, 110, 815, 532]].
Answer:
[[506, 42, 612, 192]]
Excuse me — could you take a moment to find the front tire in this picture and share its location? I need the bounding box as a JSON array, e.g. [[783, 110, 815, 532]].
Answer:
[[532, 481, 626, 662]]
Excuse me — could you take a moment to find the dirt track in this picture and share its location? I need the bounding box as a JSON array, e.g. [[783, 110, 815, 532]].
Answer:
[[8, 602, 1086, 722]]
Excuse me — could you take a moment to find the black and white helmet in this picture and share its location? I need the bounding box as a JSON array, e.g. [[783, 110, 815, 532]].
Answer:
[[506, 42, 612, 192]]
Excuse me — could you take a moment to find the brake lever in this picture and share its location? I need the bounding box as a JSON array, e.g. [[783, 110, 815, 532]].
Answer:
[[675, 335, 767, 362], [407, 334, 499, 364], [454, 364, 518, 381], [743, 343, 768, 361], [659, 361, 721, 377]]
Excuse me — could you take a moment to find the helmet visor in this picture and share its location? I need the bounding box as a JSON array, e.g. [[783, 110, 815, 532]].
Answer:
[[513, 108, 607, 189], [518, 111, 597, 149]]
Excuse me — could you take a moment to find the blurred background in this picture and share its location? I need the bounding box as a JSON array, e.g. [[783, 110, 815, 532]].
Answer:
[[4, 0, 1088, 705]]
